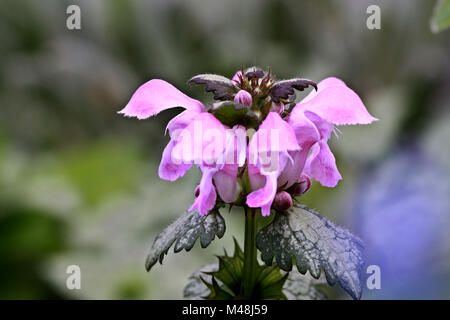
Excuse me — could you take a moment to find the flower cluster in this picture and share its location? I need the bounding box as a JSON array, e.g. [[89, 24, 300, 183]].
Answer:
[[119, 67, 377, 216]]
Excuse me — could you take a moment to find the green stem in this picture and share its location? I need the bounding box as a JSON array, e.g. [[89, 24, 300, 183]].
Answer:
[[242, 206, 257, 299]]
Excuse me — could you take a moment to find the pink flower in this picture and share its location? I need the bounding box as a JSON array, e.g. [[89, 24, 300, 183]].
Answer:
[[188, 124, 246, 215], [289, 77, 378, 187], [119, 79, 205, 120], [119, 70, 377, 217], [246, 112, 299, 216], [246, 77, 377, 215], [119, 79, 245, 216]]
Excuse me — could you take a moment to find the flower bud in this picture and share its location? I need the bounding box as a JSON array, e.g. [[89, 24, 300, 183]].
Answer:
[[234, 90, 253, 107], [232, 71, 243, 84], [289, 174, 311, 196], [273, 191, 293, 212]]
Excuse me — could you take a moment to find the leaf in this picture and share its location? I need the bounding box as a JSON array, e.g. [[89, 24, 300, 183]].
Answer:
[[270, 78, 317, 103], [183, 264, 218, 299], [283, 271, 328, 300], [145, 209, 226, 271], [183, 239, 288, 300], [188, 74, 238, 100], [245, 67, 265, 80], [209, 240, 245, 294], [211, 101, 259, 128], [431, 0, 450, 33], [256, 204, 365, 300], [201, 276, 235, 300], [254, 265, 288, 300], [184, 263, 328, 300]]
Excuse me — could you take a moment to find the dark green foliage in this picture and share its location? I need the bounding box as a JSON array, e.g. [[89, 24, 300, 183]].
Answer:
[[210, 101, 259, 128], [185, 239, 288, 300]]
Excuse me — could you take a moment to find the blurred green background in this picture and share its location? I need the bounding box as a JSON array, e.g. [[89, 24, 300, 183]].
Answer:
[[0, 0, 449, 299]]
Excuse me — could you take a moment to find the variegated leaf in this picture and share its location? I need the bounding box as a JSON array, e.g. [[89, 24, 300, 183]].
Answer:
[[145, 209, 225, 271], [256, 204, 365, 300], [188, 74, 237, 100], [270, 78, 317, 103], [283, 270, 327, 300]]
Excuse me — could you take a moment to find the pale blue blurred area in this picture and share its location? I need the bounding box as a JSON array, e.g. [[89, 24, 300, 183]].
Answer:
[[353, 146, 450, 299], [0, 0, 449, 299]]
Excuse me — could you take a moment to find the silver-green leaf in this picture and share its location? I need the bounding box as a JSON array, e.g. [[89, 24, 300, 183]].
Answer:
[[145, 209, 226, 271], [256, 204, 365, 300], [270, 78, 317, 103], [183, 264, 219, 299], [188, 74, 237, 100], [283, 271, 328, 300]]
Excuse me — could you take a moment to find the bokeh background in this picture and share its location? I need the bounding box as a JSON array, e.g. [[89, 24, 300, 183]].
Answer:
[[0, 0, 449, 299]]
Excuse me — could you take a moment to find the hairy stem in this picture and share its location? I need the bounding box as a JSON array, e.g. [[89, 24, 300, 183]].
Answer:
[[242, 206, 257, 299]]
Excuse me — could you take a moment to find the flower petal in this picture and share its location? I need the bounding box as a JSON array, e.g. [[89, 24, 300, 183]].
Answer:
[[214, 164, 240, 203], [247, 151, 290, 216], [189, 167, 217, 216], [232, 125, 247, 167], [260, 204, 272, 217], [248, 112, 299, 170], [166, 109, 202, 139], [293, 77, 378, 125], [158, 140, 192, 181], [304, 141, 342, 187], [248, 163, 266, 191], [254, 112, 300, 153], [277, 149, 310, 190], [119, 79, 205, 120], [304, 111, 334, 141], [246, 172, 278, 216], [172, 112, 227, 165], [246, 113, 298, 215], [215, 125, 246, 167], [232, 71, 243, 84], [288, 109, 320, 148]]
